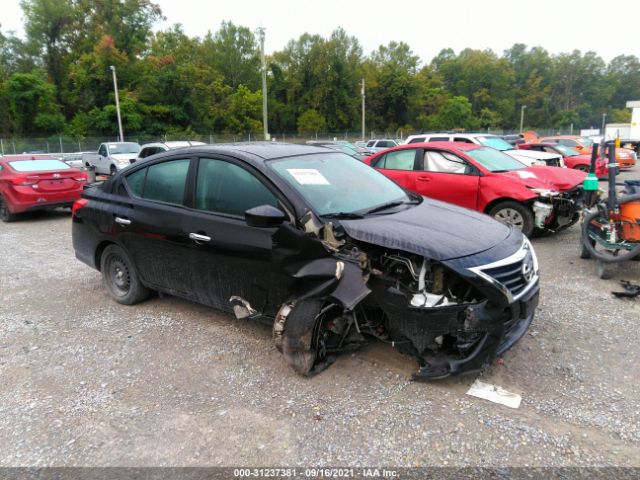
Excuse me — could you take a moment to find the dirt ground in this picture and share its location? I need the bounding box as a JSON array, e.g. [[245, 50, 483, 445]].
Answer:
[[1, 169, 640, 468]]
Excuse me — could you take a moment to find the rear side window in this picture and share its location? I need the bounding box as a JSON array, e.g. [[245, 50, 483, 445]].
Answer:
[[427, 136, 450, 142], [376, 149, 416, 170], [195, 158, 277, 217], [454, 137, 474, 143], [407, 137, 426, 144], [126, 169, 146, 196], [125, 159, 189, 204], [377, 141, 395, 148]]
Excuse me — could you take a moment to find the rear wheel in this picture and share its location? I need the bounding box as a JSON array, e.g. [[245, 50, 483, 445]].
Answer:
[[574, 165, 589, 173], [100, 244, 150, 305], [0, 195, 17, 222], [488, 201, 534, 237]]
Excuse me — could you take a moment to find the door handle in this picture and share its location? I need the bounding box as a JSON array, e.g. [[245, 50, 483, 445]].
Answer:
[[417, 176, 431, 181], [115, 216, 131, 225], [189, 232, 211, 243]]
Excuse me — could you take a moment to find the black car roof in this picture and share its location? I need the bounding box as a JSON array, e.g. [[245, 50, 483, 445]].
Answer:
[[181, 142, 331, 162]]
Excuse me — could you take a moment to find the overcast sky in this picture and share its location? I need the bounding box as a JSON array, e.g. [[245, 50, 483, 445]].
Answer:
[[2, 0, 639, 63]]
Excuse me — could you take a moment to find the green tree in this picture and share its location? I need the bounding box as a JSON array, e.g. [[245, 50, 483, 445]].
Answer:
[[4, 70, 64, 135], [297, 109, 326, 134], [202, 21, 260, 90]]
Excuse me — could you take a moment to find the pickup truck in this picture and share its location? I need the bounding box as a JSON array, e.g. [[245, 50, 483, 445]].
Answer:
[[82, 142, 141, 175]]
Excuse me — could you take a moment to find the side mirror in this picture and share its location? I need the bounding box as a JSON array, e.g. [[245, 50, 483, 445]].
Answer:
[[245, 205, 286, 228]]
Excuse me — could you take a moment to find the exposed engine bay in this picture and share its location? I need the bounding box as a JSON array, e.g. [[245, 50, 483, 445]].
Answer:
[[231, 218, 537, 381]]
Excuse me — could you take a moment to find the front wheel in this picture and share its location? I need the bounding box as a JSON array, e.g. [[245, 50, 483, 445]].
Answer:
[[100, 244, 150, 305], [109, 164, 117, 176], [488, 201, 534, 237], [0, 195, 17, 222], [574, 165, 589, 173]]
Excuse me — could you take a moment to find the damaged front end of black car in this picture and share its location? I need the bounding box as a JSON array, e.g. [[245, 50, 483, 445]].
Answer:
[[259, 210, 539, 381], [247, 155, 540, 380]]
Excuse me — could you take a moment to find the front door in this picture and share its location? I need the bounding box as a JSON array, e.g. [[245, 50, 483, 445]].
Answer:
[[180, 156, 293, 315], [414, 149, 480, 209]]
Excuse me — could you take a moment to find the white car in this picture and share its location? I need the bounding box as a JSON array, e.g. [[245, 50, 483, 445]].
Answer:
[[403, 133, 564, 168], [82, 142, 141, 175], [135, 141, 206, 163], [361, 138, 399, 154]]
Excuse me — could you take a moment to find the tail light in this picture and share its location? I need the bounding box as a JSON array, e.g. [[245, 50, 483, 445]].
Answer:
[[74, 177, 87, 182], [11, 177, 37, 186], [72, 198, 89, 217]]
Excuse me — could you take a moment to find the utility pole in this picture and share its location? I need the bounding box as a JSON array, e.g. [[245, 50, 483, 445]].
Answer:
[[361, 78, 366, 141], [257, 27, 269, 141], [519, 105, 527, 134], [601, 112, 607, 135], [110, 66, 124, 142]]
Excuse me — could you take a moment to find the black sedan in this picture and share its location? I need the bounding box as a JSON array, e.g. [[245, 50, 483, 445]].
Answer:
[[72, 143, 540, 380]]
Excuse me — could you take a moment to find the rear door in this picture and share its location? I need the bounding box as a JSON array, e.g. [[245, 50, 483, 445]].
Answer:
[[117, 157, 195, 296], [415, 149, 480, 209], [371, 149, 420, 191]]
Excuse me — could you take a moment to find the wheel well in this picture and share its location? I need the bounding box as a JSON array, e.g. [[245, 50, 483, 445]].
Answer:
[[483, 197, 531, 214], [94, 241, 116, 271]]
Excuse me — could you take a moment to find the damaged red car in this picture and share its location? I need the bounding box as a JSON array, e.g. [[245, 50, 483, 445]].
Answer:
[[366, 142, 586, 237], [72, 143, 539, 380]]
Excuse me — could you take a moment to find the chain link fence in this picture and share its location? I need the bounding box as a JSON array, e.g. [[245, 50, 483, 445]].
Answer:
[[0, 128, 582, 156]]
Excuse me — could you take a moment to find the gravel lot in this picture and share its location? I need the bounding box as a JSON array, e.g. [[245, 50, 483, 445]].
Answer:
[[1, 170, 640, 468]]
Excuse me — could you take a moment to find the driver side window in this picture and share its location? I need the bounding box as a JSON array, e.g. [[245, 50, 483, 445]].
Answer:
[[423, 151, 470, 174], [98, 145, 107, 157], [195, 158, 278, 217]]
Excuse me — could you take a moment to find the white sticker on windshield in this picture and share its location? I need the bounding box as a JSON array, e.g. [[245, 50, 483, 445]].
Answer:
[[109, 144, 118, 149], [516, 170, 537, 180], [286, 168, 330, 185]]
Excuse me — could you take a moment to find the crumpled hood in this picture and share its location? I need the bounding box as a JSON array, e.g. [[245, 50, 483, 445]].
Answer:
[[340, 197, 513, 261], [500, 166, 586, 191]]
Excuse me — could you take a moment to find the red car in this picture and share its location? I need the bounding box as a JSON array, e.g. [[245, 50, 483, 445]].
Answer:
[[0, 155, 88, 222], [366, 142, 586, 236], [518, 142, 608, 177]]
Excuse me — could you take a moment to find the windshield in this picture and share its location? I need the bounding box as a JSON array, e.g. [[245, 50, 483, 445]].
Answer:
[[335, 144, 358, 155], [269, 153, 412, 216], [553, 144, 580, 157], [109, 143, 140, 154], [476, 136, 513, 151], [579, 137, 594, 146], [465, 147, 526, 172], [9, 160, 70, 172]]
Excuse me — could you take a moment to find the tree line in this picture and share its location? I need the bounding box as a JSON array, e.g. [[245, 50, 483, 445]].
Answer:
[[1, 0, 639, 139]]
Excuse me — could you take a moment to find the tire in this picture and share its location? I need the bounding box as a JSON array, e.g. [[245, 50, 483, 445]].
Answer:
[[100, 244, 150, 305], [488, 201, 534, 237], [574, 165, 589, 173], [0, 195, 17, 222], [109, 164, 117, 176]]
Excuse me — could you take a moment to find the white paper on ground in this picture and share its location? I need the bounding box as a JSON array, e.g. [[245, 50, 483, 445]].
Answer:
[[286, 168, 330, 185], [466, 379, 522, 409]]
